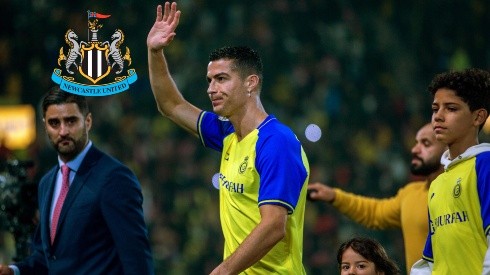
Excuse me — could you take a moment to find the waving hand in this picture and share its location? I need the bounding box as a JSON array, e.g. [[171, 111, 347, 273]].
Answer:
[[147, 2, 181, 51]]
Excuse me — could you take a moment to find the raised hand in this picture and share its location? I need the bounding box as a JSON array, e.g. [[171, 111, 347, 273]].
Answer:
[[147, 2, 181, 51]]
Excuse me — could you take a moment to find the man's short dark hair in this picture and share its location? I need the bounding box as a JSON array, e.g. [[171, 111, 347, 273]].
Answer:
[[209, 46, 263, 81], [41, 86, 89, 118], [428, 68, 490, 113]]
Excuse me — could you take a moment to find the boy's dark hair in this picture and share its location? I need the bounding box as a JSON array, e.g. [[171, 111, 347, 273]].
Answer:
[[337, 237, 400, 275], [41, 86, 89, 118], [428, 68, 490, 114], [209, 46, 263, 83]]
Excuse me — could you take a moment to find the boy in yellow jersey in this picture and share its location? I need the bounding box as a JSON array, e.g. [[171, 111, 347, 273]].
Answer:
[[411, 68, 490, 274], [308, 123, 446, 274], [146, 3, 310, 274]]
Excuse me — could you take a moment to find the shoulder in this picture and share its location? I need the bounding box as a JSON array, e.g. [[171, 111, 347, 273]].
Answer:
[[255, 118, 306, 169], [201, 111, 235, 134], [257, 116, 298, 145], [402, 181, 427, 189], [475, 151, 490, 176], [476, 150, 490, 161], [39, 165, 59, 185], [398, 181, 428, 194], [86, 146, 135, 176]]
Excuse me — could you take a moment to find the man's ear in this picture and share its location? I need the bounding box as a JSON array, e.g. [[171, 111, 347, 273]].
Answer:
[[85, 113, 92, 131], [474, 108, 488, 127], [42, 118, 47, 132], [246, 74, 259, 91]]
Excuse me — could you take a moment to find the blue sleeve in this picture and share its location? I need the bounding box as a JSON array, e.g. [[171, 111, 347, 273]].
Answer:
[[197, 111, 234, 152], [15, 225, 49, 275], [101, 165, 153, 273], [422, 207, 434, 262], [256, 127, 307, 214], [476, 151, 490, 236], [15, 171, 54, 275]]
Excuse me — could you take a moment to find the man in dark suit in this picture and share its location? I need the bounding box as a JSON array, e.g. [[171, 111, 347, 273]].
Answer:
[[0, 86, 154, 275]]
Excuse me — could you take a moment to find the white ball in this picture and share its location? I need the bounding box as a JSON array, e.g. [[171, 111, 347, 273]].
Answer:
[[212, 173, 220, 189], [305, 124, 322, 142]]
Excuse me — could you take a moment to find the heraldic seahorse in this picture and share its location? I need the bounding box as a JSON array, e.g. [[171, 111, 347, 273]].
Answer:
[[106, 29, 131, 74], [57, 30, 86, 74]]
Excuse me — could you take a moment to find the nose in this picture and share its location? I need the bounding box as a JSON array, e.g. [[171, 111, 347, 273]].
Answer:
[[59, 122, 69, 136], [348, 266, 356, 274], [207, 87, 214, 96], [411, 143, 421, 154], [207, 80, 216, 95], [432, 109, 443, 122]]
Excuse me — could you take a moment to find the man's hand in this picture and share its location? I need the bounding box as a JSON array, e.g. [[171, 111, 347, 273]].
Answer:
[[147, 2, 181, 51], [307, 182, 336, 203], [0, 265, 13, 275]]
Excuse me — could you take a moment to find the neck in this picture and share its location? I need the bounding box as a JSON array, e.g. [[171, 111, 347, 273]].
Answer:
[[231, 109, 268, 141], [447, 133, 479, 160], [228, 97, 268, 140]]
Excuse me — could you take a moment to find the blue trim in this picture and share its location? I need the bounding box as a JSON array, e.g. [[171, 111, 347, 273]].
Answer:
[[258, 200, 294, 214]]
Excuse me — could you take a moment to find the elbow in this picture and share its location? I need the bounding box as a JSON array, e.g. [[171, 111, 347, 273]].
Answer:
[[156, 104, 173, 118], [271, 222, 287, 244], [156, 105, 168, 117], [276, 229, 286, 243]]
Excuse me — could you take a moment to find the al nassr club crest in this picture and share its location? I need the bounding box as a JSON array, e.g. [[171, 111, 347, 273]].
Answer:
[[51, 10, 137, 96]]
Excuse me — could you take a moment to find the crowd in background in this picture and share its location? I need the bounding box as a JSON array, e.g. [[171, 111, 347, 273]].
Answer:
[[1, 0, 490, 273]]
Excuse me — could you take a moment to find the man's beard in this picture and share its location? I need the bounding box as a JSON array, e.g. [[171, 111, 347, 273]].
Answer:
[[52, 131, 87, 161], [410, 158, 441, 176]]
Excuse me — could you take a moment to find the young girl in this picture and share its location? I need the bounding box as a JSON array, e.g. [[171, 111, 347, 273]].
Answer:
[[337, 237, 400, 275]]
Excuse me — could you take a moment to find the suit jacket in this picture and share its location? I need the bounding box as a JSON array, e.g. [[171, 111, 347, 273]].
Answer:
[[16, 146, 153, 275]]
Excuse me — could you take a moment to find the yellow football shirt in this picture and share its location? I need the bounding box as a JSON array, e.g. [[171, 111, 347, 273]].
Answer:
[[198, 111, 309, 274]]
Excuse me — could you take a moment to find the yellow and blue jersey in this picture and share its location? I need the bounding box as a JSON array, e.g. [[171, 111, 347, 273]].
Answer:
[[422, 144, 490, 274], [197, 111, 309, 274]]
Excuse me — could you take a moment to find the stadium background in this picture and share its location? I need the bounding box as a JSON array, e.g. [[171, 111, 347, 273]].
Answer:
[[1, 0, 489, 273]]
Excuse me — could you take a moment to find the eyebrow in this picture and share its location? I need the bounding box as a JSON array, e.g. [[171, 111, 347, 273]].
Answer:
[[342, 260, 369, 264], [432, 101, 461, 106], [207, 72, 229, 81], [47, 115, 79, 121]]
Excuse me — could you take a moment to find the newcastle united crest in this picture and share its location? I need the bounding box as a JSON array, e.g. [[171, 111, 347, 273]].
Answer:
[[51, 11, 137, 96]]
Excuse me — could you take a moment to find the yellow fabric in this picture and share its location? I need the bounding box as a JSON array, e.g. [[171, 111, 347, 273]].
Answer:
[[219, 130, 309, 274], [333, 181, 428, 273], [426, 157, 486, 274]]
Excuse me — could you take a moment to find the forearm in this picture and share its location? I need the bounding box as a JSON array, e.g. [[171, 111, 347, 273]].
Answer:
[[333, 188, 400, 229], [147, 49, 185, 117], [103, 172, 153, 273], [147, 49, 201, 135], [213, 221, 285, 274]]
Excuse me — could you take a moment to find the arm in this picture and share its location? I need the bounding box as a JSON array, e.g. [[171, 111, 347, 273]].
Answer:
[[12, 224, 48, 275], [147, 2, 202, 136], [477, 154, 490, 274], [308, 182, 401, 229], [210, 205, 288, 275], [8, 174, 53, 275], [101, 166, 153, 274]]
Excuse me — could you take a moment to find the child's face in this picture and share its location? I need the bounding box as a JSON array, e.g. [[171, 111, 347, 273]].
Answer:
[[431, 88, 476, 150], [340, 247, 382, 275]]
